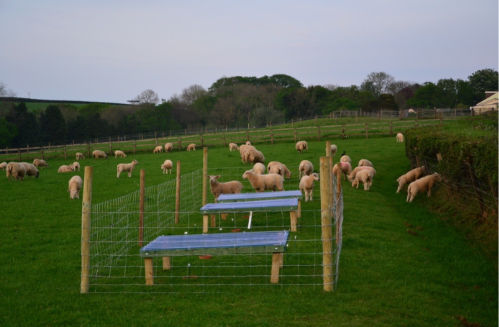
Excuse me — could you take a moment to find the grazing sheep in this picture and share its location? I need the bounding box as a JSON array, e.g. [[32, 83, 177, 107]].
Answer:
[[358, 159, 373, 167], [299, 173, 320, 201], [72, 162, 80, 172], [33, 159, 49, 168], [187, 144, 196, 151], [268, 162, 292, 179], [243, 148, 265, 164], [114, 150, 126, 158], [68, 175, 83, 199], [406, 173, 442, 202], [332, 162, 352, 180], [351, 170, 372, 191], [340, 155, 352, 164], [76, 152, 85, 160], [397, 166, 426, 193], [58, 165, 74, 173], [229, 143, 239, 151], [242, 170, 284, 192], [207, 175, 244, 202], [396, 133, 404, 142], [117, 159, 139, 178], [164, 143, 173, 153], [0, 162, 8, 171], [153, 146, 163, 153], [239, 145, 256, 163], [21, 162, 39, 178], [295, 141, 308, 154], [92, 150, 108, 159], [6, 162, 26, 181], [253, 163, 266, 175], [246, 141, 251, 145], [330, 144, 337, 157], [348, 166, 377, 182], [161, 159, 173, 174], [299, 160, 314, 178]]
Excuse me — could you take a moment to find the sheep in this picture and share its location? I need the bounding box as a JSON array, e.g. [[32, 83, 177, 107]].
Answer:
[[239, 145, 256, 163], [246, 141, 251, 145], [92, 150, 108, 159], [33, 159, 49, 168], [68, 175, 83, 199], [330, 144, 337, 157], [407, 173, 442, 202], [117, 159, 139, 178], [396, 133, 404, 142], [207, 175, 243, 202], [0, 162, 8, 170], [229, 143, 239, 151], [164, 143, 173, 153], [6, 162, 26, 181], [242, 170, 284, 192], [268, 162, 292, 179], [299, 173, 319, 201], [358, 159, 373, 167], [299, 160, 314, 178], [397, 166, 426, 193], [243, 148, 265, 164], [114, 150, 126, 158], [72, 162, 80, 172], [161, 159, 173, 174], [253, 162, 266, 175], [340, 155, 352, 164], [21, 162, 39, 178], [332, 162, 352, 180], [58, 164, 74, 173], [347, 166, 377, 182], [153, 146, 163, 153], [295, 140, 308, 154], [187, 144, 196, 151], [76, 152, 85, 160], [351, 169, 372, 191]]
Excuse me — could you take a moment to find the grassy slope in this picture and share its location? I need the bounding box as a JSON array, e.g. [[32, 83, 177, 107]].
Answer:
[[0, 137, 496, 327]]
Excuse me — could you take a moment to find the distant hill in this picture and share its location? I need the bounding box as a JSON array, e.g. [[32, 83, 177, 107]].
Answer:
[[0, 97, 130, 111]]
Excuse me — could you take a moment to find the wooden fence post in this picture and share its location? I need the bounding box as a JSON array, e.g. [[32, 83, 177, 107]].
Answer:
[[320, 157, 333, 292], [139, 169, 145, 247], [81, 166, 93, 294], [175, 161, 181, 224]]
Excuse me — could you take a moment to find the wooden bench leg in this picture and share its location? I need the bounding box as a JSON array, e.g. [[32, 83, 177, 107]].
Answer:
[[221, 213, 228, 220], [271, 253, 281, 283], [145, 258, 154, 285], [290, 211, 297, 232], [297, 200, 301, 218], [162, 257, 171, 270], [203, 215, 209, 233], [210, 214, 216, 227]]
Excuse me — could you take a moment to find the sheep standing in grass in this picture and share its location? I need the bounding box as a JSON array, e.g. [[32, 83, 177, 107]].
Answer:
[[207, 175, 244, 202], [33, 159, 49, 168], [268, 162, 291, 179], [352, 170, 372, 191], [253, 163, 266, 174], [114, 150, 126, 158], [21, 163, 39, 178], [0, 162, 7, 170], [396, 166, 426, 193], [153, 146, 163, 153], [161, 160, 173, 174], [76, 153, 85, 160], [239, 145, 256, 163], [333, 162, 352, 180], [242, 170, 284, 192], [348, 166, 377, 182], [7, 162, 26, 181], [229, 143, 239, 151], [295, 141, 308, 154], [340, 155, 352, 164], [187, 144, 196, 151], [330, 144, 337, 157], [407, 173, 442, 202], [92, 150, 108, 159], [244, 148, 265, 164], [117, 159, 139, 178], [58, 164, 74, 173], [68, 175, 83, 199], [299, 173, 319, 201], [299, 160, 314, 178], [396, 133, 404, 142], [358, 159, 373, 167], [72, 162, 81, 172], [164, 143, 173, 152]]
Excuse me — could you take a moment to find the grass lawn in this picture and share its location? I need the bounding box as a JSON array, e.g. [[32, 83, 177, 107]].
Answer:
[[0, 136, 496, 326]]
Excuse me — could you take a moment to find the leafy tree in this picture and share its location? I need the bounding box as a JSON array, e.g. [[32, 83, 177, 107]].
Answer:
[[360, 72, 395, 97], [39, 105, 67, 143], [135, 102, 180, 133], [6, 102, 39, 147], [134, 89, 159, 105], [362, 94, 398, 111], [0, 118, 17, 148], [468, 68, 498, 103]]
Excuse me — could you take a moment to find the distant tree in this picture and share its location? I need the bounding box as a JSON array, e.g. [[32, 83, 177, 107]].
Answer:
[[134, 89, 159, 105], [360, 72, 395, 97], [406, 82, 439, 108], [386, 80, 412, 95], [0, 118, 17, 148], [135, 102, 180, 133], [6, 102, 39, 147], [394, 84, 420, 110], [362, 94, 398, 111], [251, 107, 284, 127], [0, 82, 16, 97], [468, 68, 498, 103], [39, 105, 67, 143]]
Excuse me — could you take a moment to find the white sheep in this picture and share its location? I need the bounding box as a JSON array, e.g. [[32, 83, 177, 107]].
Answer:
[[76, 152, 85, 160], [351, 170, 372, 191], [396, 166, 426, 193], [68, 175, 83, 199], [92, 150, 108, 159], [207, 175, 244, 202], [407, 173, 442, 202], [161, 159, 173, 174], [32, 159, 49, 168], [58, 164, 74, 173], [21, 162, 39, 178], [295, 140, 308, 154], [253, 162, 266, 174], [246, 141, 251, 145], [114, 150, 126, 158], [0, 162, 8, 170], [332, 162, 352, 180], [299, 173, 320, 201], [187, 144, 196, 151], [239, 145, 256, 163], [268, 162, 291, 179], [242, 170, 284, 192], [117, 159, 139, 178], [243, 148, 265, 164], [396, 133, 404, 142], [72, 162, 80, 172], [153, 146, 163, 153], [164, 143, 173, 152], [6, 162, 26, 181], [330, 144, 337, 157], [358, 159, 373, 167], [340, 155, 352, 164], [229, 143, 239, 151], [347, 166, 377, 182], [299, 160, 314, 178]]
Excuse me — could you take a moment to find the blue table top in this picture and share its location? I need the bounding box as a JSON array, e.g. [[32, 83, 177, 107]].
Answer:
[[217, 190, 303, 202], [200, 198, 298, 214]]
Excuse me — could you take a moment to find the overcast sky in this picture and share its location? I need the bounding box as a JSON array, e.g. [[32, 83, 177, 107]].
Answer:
[[1, 0, 497, 103]]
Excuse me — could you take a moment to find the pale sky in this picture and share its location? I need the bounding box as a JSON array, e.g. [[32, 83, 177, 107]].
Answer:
[[1, 0, 497, 103]]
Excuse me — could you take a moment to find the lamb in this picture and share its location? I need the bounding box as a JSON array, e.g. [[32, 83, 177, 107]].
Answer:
[[330, 144, 337, 157], [332, 162, 352, 180], [243, 148, 265, 164], [114, 150, 126, 158], [68, 175, 83, 199], [299, 173, 320, 201], [253, 163, 266, 174], [351, 170, 372, 191], [6, 162, 26, 181], [242, 170, 284, 192], [295, 141, 308, 154], [397, 166, 426, 193], [164, 143, 173, 152], [153, 146, 163, 153], [347, 166, 377, 182], [58, 164, 74, 173], [207, 175, 244, 202], [72, 162, 81, 172], [33, 159, 49, 168], [407, 173, 442, 202], [396, 133, 404, 142], [161, 159, 173, 174], [268, 162, 291, 179], [117, 159, 139, 178], [76, 152, 85, 160], [92, 150, 108, 159], [358, 159, 373, 167], [299, 160, 314, 178], [0, 162, 8, 170], [187, 144, 196, 151], [340, 155, 352, 164], [21, 162, 39, 178], [229, 143, 239, 151]]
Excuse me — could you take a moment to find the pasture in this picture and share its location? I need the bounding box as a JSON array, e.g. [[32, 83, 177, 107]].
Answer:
[[0, 136, 496, 326]]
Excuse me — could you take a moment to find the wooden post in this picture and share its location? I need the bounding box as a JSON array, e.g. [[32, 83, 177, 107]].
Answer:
[[317, 126, 321, 141], [81, 166, 93, 293], [320, 157, 333, 292], [271, 253, 281, 284], [133, 140, 136, 155], [64, 145, 67, 159], [139, 169, 145, 247], [145, 258, 154, 285], [365, 124, 368, 139], [202, 147, 208, 207], [175, 161, 181, 224]]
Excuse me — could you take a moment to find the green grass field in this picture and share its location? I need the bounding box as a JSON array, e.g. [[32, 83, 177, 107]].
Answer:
[[0, 136, 496, 326]]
